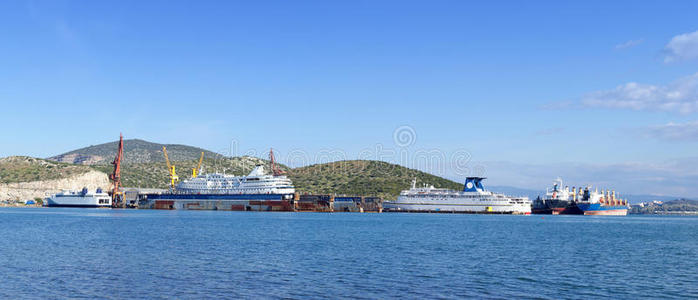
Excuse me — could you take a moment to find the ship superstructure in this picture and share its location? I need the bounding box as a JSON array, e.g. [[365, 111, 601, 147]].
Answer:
[[384, 177, 531, 214], [175, 165, 295, 195]]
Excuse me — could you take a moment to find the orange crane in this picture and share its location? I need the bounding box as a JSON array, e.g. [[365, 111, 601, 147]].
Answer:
[[162, 146, 179, 189], [109, 133, 124, 207], [269, 148, 285, 176], [192, 152, 204, 178]]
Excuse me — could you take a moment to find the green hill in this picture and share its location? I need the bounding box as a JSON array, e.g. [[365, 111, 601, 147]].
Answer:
[[45, 138, 290, 189], [630, 199, 698, 214], [0, 156, 94, 184], [49, 139, 224, 165], [288, 160, 463, 199], [105, 158, 461, 198], [30, 139, 465, 199]]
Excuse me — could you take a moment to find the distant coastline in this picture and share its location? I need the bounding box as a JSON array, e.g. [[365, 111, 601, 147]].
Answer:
[[630, 211, 698, 216], [630, 199, 698, 215]]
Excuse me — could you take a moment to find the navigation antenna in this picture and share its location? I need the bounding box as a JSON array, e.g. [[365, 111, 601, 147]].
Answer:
[[110, 133, 124, 208], [269, 148, 285, 176]]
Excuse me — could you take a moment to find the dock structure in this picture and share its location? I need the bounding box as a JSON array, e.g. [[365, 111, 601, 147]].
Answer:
[[296, 194, 334, 212], [139, 194, 294, 211], [136, 192, 383, 213], [333, 196, 383, 212]]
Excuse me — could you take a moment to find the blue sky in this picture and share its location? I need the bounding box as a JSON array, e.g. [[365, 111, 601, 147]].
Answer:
[[1, 1, 697, 196]]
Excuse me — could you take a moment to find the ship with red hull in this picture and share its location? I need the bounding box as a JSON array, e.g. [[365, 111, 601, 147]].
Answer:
[[573, 185, 628, 215], [575, 203, 628, 215], [533, 178, 629, 216], [532, 178, 576, 214]]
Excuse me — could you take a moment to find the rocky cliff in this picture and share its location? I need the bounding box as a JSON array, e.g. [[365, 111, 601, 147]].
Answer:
[[0, 170, 109, 202]]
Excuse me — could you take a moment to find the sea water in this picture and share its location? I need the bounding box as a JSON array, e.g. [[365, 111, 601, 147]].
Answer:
[[0, 208, 696, 299]]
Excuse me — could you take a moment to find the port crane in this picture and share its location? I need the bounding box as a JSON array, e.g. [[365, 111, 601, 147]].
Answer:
[[192, 152, 204, 178], [269, 148, 285, 176], [109, 133, 124, 208], [162, 146, 179, 189]]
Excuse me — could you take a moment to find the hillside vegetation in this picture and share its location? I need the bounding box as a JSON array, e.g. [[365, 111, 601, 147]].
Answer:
[[288, 160, 463, 199], [93, 157, 461, 198], [2, 139, 468, 199], [630, 199, 698, 214], [49, 139, 223, 165], [0, 156, 93, 184]]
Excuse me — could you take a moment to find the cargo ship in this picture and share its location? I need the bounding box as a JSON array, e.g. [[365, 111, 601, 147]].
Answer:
[[574, 187, 628, 216], [532, 179, 629, 216], [383, 177, 531, 214], [45, 188, 112, 208], [532, 178, 576, 214]]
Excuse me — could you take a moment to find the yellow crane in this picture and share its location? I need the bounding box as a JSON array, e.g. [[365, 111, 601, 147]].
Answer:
[[192, 151, 204, 178], [162, 146, 179, 189]]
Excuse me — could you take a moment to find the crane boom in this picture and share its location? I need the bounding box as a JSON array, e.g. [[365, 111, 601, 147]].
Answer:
[[162, 146, 178, 188], [193, 151, 204, 178], [269, 148, 285, 176], [110, 133, 124, 207], [163, 146, 172, 170]]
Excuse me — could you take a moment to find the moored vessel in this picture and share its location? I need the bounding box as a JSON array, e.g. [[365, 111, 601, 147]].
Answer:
[[45, 188, 112, 208], [533, 179, 629, 216], [384, 177, 531, 214], [574, 187, 628, 216], [143, 164, 296, 211], [532, 178, 576, 214], [175, 165, 295, 195]]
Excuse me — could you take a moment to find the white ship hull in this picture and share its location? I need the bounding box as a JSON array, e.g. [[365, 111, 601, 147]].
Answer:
[[384, 196, 531, 214], [46, 194, 112, 208]]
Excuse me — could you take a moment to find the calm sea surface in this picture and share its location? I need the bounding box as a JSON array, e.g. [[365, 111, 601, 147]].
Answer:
[[1, 208, 696, 299]]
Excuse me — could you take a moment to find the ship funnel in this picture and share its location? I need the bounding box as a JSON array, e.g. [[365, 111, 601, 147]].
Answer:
[[464, 177, 487, 192]]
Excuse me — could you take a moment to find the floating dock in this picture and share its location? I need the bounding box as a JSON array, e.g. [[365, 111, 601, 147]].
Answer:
[[137, 192, 383, 213]]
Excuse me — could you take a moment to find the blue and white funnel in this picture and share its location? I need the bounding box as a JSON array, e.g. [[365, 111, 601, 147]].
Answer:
[[464, 177, 487, 192]]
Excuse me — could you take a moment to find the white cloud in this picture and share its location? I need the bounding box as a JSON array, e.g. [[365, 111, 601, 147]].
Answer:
[[579, 72, 698, 114], [644, 120, 698, 142], [614, 39, 643, 50], [664, 30, 698, 63]]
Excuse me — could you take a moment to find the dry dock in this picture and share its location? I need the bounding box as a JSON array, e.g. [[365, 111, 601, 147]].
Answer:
[[136, 192, 383, 213]]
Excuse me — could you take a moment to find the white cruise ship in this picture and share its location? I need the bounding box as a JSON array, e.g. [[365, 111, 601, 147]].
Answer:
[[175, 165, 295, 196], [384, 177, 531, 214], [46, 188, 112, 208]]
